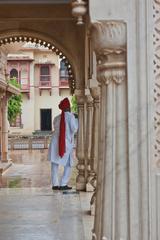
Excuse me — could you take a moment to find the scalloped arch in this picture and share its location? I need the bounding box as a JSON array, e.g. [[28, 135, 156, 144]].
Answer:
[[0, 29, 76, 93]]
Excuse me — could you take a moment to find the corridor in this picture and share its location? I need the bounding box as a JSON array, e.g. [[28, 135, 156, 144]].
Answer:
[[0, 150, 93, 240]]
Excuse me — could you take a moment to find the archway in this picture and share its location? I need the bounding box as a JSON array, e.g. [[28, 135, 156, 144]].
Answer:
[[0, 30, 76, 94], [0, 30, 79, 188]]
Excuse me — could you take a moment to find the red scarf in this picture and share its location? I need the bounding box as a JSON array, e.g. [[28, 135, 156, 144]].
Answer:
[[58, 98, 70, 158]]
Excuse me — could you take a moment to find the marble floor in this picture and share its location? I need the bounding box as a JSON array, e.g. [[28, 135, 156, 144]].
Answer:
[[0, 150, 93, 240]]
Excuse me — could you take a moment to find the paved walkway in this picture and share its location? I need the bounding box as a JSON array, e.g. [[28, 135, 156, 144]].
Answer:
[[0, 150, 93, 240]]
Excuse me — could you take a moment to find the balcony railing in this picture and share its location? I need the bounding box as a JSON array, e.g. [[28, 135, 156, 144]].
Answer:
[[39, 78, 52, 96], [59, 74, 69, 87], [21, 84, 30, 92], [39, 80, 51, 88], [40, 75, 50, 82]]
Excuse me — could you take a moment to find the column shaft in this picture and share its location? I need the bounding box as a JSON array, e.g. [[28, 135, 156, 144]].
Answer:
[[0, 98, 2, 161], [90, 87, 100, 214], [76, 91, 86, 191], [85, 94, 94, 191], [1, 95, 8, 162]]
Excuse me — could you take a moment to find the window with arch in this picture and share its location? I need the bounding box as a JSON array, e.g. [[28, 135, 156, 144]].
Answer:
[[10, 68, 19, 82], [60, 60, 69, 82], [40, 65, 50, 82]]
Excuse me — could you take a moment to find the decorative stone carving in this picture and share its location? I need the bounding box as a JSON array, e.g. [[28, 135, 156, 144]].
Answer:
[[71, 0, 87, 25], [91, 21, 126, 55], [91, 21, 126, 86], [153, 0, 160, 169], [152, 1, 160, 239], [97, 63, 126, 85]]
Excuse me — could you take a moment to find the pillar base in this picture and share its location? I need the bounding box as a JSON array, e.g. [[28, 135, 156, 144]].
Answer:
[[90, 202, 95, 216], [90, 192, 96, 215], [76, 181, 86, 191], [0, 160, 12, 175], [86, 182, 94, 192]]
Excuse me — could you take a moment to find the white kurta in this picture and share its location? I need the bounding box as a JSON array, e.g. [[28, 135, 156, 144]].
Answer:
[[48, 112, 78, 167]]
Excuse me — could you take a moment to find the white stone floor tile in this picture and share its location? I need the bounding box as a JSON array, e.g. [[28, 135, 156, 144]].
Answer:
[[0, 150, 94, 240]]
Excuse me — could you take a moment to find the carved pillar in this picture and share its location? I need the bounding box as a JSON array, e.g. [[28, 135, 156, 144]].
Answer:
[[89, 87, 100, 214], [0, 93, 3, 161], [91, 21, 128, 240], [75, 90, 86, 191], [1, 95, 8, 162], [85, 93, 94, 191]]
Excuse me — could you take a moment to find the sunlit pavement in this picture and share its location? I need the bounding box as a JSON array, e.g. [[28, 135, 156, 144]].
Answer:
[[0, 150, 93, 240]]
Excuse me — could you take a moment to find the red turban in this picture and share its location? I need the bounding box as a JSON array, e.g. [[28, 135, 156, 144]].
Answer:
[[58, 98, 71, 158]]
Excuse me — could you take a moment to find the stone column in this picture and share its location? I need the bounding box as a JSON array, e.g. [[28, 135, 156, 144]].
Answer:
[[85, 93, 94, 191], [89, 87, 100, 214], [75, 90, 86, 191], [0, 93, 3, 161], [1, 95, 8, 162], [91, 21, 128, 240]]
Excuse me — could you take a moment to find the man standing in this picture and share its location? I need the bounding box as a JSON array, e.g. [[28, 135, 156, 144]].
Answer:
[[48, 98, 78, 190]]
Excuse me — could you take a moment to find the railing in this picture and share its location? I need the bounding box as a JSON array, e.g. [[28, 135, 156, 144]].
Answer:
[[8, 136, 51, 150], [39, 80, 51, 88], [21, 84, 30, 92], [59, 75, 69, 87], [40, 75, 50, 82]]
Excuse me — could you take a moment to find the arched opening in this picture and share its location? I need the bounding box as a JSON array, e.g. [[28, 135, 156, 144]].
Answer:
[[59, 59, 69, 87], [0, 3, 91, 240], [0, 33, 79, 189], [0, 33, 76, 94], [10, 68, 18, 80]]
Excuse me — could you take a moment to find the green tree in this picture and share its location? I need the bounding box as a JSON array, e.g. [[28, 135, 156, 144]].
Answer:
[[8, 78, 22, 124], [71, 95, 78, 113]]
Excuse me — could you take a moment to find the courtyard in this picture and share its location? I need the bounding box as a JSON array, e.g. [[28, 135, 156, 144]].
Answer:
[[0, 150, 93, 240]]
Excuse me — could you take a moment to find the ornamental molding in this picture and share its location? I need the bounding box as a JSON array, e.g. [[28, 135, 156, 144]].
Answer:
[[97, 61, 126, 85], [97, 68, 126, 85], [75, 89, 85, 104], [90, 21, 127, 86], [85, 94, 93, 105], [91, 21, 126, 56], [90, 87, 100, 100]]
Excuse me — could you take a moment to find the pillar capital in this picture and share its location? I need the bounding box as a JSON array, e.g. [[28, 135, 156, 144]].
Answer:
[[91, 21, 126, 55], [91, 21, 127, 85], [90, 87, 100, 101], [75, 89, 85, 104], [85, 94, 93, 105]]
